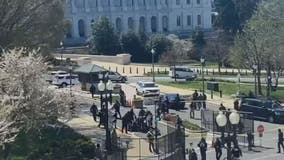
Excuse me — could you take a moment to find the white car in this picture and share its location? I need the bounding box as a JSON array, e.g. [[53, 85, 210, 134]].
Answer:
[[46, 70, 68, 83], [107, 71, 127, 83], [169, 66, 198, 81], [136, 81, 160, 96], [52, 74, 80, 87]]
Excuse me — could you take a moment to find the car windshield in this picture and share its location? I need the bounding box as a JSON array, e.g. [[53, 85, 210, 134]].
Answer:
[[144, 83, 155, 87], [166, 94, 178, 101], [265, 101, 282, 109]]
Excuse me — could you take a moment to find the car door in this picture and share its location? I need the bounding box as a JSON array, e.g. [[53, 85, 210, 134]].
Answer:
[[108, 72, 117, 81], [251, 100, 267, 120]]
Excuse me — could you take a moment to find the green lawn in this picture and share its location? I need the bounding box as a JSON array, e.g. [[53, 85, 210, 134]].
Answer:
[[158, 80, 284, 100]]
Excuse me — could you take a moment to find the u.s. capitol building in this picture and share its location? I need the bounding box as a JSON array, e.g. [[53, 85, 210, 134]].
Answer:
[[64, 0, 212, 45]]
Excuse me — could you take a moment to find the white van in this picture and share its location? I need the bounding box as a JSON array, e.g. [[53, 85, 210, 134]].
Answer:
[[52, 74, 80, 87], [46, 70, 68, 83], [169, 66, 198, 81]]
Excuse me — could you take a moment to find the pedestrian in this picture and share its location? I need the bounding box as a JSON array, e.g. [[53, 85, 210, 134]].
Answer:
[[198, 137, 207, 160], [277, 129, 284, 153], [192, 90, 198, 109], [191, 149, 198, 160], [197, 94, 203, 110], [214, 138, 222, 160], [90, 103, 98, 122], [175, 94, 181, 111], [146, 110, 153, 128], [112, 100, 121, 119], [187, 143, 194, 160], [247, 131, 254, 151], [112, 111, 117, 129], [90, 84, 96, 98], [147, 129, 155, 153], [176, 115, 183, 128], [234, 99, 240, 111], [119, 89, 126, 107], [121, 112, 129, 133], [202, 93, 207, 110], [190, 102, 195, 119], [219, 103, 226, 111], [98, 109, 105, 128], [232, 145, 242, 160]]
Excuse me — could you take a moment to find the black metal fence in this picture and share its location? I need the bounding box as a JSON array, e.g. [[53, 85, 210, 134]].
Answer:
[[201, 109, 254, 145]]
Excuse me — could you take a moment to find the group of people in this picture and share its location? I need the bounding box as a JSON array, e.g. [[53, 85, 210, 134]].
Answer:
[[190, 90, 207, 119]]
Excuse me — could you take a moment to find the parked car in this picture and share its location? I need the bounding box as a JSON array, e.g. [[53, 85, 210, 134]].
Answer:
[[136, 81, 160, 96], [107, 71, 127, 83], [46, 70, 68, 83], [52, 74, 80, 87], [159, 94, 186, 110], [240, 98, 284, 123], [169, 66, 198, 81]]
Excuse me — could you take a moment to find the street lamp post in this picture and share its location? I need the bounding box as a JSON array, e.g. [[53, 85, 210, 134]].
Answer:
[[98, 77, 114, 154], [151, 49, 155, 82], [200, 58, 205, 94], [68, 65, 73, 95], [252, 65, 257, 97], [237, 73, 241, 95], [60, 41, 64, 62], [216, 110, 240, 160]]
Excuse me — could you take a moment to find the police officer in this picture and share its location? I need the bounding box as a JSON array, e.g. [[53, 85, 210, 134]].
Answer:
[[277, 129, 284, 153], [112, 100, 121, 119], [147, 130, 155, 153], [198, 137, 207, 160], [90, 103, 98, 122], [214, 138, 222, 160], [90, 84, 96, 98]]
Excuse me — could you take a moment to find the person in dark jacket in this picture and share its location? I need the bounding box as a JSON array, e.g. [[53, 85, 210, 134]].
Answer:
[[98, 109, 105, 128], [121, 112, 129, 133], [232, 145, 242, 159], [198, 137, 207, 160], [190, 102, 195, 119], [202, 93, 207, 110], [112, 100, 121, 119], [191, 149, 198, 160], [90, 84, 96, 98], [278, 129, 284, 153], [119, 89, 126, 107], [214, 138, 222, 160], [219, 103, 226, 111], [90, 103, 98, 122]]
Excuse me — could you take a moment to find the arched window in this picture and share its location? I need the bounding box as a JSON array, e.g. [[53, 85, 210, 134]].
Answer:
[[162, 16, 168, 32], [78, 19, 85, 37], [139, 17, 146, 32], [116, 18, 122, 33], [128, 17, 134, 31], [151, 16, 157, 33]]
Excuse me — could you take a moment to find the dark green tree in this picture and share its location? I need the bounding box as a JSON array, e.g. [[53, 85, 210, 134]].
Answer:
[[91, 17, 120, 55], [0, 0, 67, 51], [214, 0, 241, 34], [146, 34, 173, 62], [233, 0, 260, 27], [192, 29, 206, 47], [121, 32, 147, 62]]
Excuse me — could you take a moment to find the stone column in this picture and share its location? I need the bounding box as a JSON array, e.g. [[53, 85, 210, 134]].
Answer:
[[73, 18, 79, 38]]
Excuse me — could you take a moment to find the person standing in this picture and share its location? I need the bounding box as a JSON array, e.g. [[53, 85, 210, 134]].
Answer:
[[90, 84, 96, 98], [277, 129, 284, 153], [147, 129, 155, 153], [247, 131, 254, 151], [190, 102, 195, 119], [90, 103, 98, 122], [97, 109, 105, 128], [192, 90, 198, 109], [112, 100, 121, 119], [214, 138, 222, 160], [121, 112, 129, 133], [197, 94, 203, 110], [176, 115, 183, 128], [219, 103, 226, 111], [198, 137, 207, 160], [234, 99, 240, 111], [191, 149, 198, 160], [119, 89, 126, 107]]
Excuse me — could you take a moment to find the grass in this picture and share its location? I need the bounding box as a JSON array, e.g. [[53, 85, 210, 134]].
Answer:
[[183, 121, 204, 131], [158, 80, 284, 100]]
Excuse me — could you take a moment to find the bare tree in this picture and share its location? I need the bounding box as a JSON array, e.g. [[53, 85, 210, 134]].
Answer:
[[0, 0, 66, 50], [0, 49, 74, 146]]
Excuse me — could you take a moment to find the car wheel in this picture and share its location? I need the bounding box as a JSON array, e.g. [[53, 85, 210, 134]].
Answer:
[[121, 77, 126, 83], [61, 83, 67, 88], [268, 116, 274, 123]]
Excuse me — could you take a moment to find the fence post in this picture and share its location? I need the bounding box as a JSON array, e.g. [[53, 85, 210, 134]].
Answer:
[[136, 67, 138, 74], [246, 70, 248, 76], [109, 66, 111, 70], [211, 90, 214, 99], [151, 68, 153, 74], [206, 69, 208, 75], [123, 67, 125, 73], [212, 69, 215, 75], [220, 90, 222, 98], [116, 66, 118, 72], [164, 68, 167, 74], [144, 68, 146, 74], [129, 67, 132, 74], [232, 70, 234, 75]]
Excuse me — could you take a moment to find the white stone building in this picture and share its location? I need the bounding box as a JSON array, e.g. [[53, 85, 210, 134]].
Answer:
[[64, 0, 212, 45]]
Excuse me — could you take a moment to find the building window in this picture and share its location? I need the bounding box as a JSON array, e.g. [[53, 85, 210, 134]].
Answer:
[[197, 15, 201, 25], [176, 0, 180, 5], [197, 0, 200, 5], [186, 0, 190, 4], [177, 16, 181, 26], [162, 16, 169, 32], [151, 16, 157, 32], [187, 15, 191, 26], [128, 17, 134, 31], [116, 18, 122, 33], [78, 19, 85, 37]]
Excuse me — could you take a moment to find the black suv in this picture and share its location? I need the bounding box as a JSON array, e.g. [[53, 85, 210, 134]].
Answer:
[[159, 94, 186, 110], [240, 98, 284, 123]]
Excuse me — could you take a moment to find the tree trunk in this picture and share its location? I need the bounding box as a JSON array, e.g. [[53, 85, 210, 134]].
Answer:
[[266, 67, 272, 98], [257, 67, 262, 96], [218, 62, 221, 75]]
